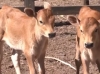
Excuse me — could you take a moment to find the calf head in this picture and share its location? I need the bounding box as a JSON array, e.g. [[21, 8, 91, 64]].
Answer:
[[67, 15, 100, 49], [24, 2, 55, 38]]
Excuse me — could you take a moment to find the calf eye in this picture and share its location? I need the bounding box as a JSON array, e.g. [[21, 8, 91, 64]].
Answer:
[[39, 21, 43, 24], [80, 30, 83, 32], [95, 29, 98, 32]]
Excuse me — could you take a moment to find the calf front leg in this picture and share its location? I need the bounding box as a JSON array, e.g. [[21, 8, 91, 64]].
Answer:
[[81, 54, 90, 74], [23, 49, 36, 74], [11, 50, 21, 74], [75, 51, 81, 74], [75, 36, 81, 74], [0, 41, 3, 74], [37, 52, 46, 74], [75, 58, 81, 74], [96, 60, 100, 73]]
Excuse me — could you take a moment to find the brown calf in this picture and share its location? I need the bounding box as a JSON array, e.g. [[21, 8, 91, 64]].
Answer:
[[0, 2, 55, 74], [67, 6, 100, 74]]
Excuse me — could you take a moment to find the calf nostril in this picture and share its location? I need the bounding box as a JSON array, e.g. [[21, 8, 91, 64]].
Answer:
[[85, 43, 93, 48], [48, 33, 56, 38]]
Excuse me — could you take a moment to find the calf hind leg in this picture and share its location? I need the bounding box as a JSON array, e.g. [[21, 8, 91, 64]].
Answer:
[[11, 50, 21, 74]]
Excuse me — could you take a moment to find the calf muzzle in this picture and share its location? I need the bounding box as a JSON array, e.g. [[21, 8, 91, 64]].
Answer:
[[48, 33, 56, 38], [85, 43, 93, 48]]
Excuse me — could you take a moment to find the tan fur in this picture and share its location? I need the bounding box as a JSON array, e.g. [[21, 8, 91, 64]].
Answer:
[[78, 6, 100, 20], [67, 6, 100, 74], [0, 2, 55, 74]]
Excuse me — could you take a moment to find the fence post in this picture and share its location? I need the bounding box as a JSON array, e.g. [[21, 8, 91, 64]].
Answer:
[[83, 0, 89, 5], [24, 0, 35, 11]]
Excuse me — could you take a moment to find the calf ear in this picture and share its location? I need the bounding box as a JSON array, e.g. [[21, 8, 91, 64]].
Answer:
[[44, 2, 51, 10], [98, 20, 100, 27], [24, 8, 35, 17], [97, 20, 100, 31], [98, 20, 100, 23], [67, 15, 80, 26]]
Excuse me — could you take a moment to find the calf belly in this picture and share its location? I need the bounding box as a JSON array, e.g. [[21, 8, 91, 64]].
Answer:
[[2, 36, 24, 50]]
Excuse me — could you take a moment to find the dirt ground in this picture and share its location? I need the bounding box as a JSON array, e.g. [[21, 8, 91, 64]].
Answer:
[[0, 0, 100, 74]]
